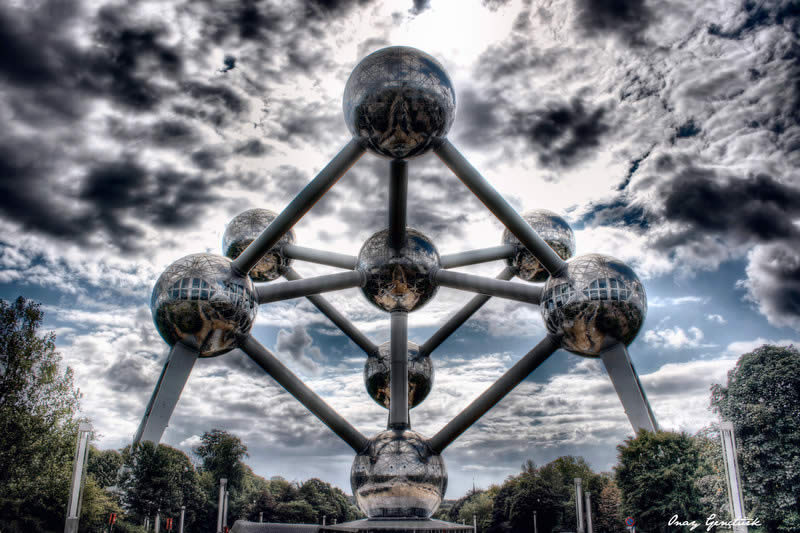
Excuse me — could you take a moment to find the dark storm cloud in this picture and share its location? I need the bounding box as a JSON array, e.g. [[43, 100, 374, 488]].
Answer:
[[574, 0, 653, 44], [409, 0, 431, 15], [744, 241, 800, 330], [234, 139, 273, 157], [276, 325, 322, 372], [304, 0, 375, 20], [452, 88, 502, 150], [709, 0, 800, 39], [105, 358, 152, 392]]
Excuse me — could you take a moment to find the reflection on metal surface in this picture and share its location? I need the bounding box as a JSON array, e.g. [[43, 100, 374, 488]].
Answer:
[[151, 254, 257, 357], [223, 208, 295, 282], [343, 46, 456, 160], [541, 254, 647, 356], [351, 429, 447, 519], [365, 341, 433, 410], [357, 228, 440, 312], [503, 209, 575, 282]]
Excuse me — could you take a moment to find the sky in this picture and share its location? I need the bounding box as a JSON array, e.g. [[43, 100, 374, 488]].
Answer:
[[1, 0, 799, 498]]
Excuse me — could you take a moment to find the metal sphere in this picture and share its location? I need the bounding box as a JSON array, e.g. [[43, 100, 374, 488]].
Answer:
[[351, 429, 447, 519], [364, 341, 433, 410], [343, 46, 456, 160], [150, 254, 258, 357], [541, 254, 647, 357], [222, 208, 295, 282], [357, 228, 440, 313], [503, 209, 575, 282]]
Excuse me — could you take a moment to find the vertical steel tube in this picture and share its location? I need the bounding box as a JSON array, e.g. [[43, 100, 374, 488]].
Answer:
[[216, 478, 227, 533], [575, 478, 584, 533], [179, 506, 185, 533], [223, 491, 229, 529], [155, 510, 161, 533], [389, 311, 410, 428], [585, 491, 593, 533], [389, 159, 408, 252], [232, 140, 365, 275]]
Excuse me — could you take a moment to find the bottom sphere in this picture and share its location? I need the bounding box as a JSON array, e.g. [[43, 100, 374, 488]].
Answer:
[[350, 429, 447, 519]]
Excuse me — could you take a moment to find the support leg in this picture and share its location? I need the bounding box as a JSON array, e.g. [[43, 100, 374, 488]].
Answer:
[[599, 343, 658, 432]]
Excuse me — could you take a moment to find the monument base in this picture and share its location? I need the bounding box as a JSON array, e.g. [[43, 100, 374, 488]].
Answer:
[[230, 519, 473, 533]]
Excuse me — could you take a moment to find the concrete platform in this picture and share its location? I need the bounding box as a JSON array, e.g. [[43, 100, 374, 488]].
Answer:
[[321, 518, 473, 532], [231, 522, 320, 533]]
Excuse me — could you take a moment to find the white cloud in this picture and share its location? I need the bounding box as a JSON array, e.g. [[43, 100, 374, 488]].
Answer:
[[643, 325, 711, 349], [706, 313, 727, 324]]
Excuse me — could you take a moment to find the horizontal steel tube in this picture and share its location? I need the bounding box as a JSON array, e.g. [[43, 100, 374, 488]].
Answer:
[[241, 335, 369, 453], [232, 139, 365, 275], [285, 269, 378, 355], [420, 268, 514, 356], [433, 269, 542, 305], [282, 244, 357, 270], [428, 334, 562, 454], [440, 244, 516, 269], [257, 270, 365, 304], [435, 140, 566, 276]]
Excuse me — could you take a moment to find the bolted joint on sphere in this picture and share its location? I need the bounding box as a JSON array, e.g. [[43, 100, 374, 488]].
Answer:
[[150, 253, 258, 357], [343, 46, 456, 160], [357, 227, 441, 312], [364, 341, 434, 410], [541, 254, 647, 356], [503, 209, 575, 282], [350, 429, 447, 519], [222, 208, 295, 282]]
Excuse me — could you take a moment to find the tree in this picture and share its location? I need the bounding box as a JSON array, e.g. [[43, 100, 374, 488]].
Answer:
[[194, 429, 249, 492], [88, 446, 123, 488], [711, 344, 800, 533], [595, 480, 625, 533], [693, 425, 729, 521]]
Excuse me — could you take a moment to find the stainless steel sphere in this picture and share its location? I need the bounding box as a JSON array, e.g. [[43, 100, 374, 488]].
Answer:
[[343, 46, 456, 160], [541, 254, 647, 357], [357, 228, 440, 312], [503, 209, 575, 282], [351, 429, 447, 519], [364, 341, 433, 410], [150, 254, 257, 357], [222, 208, 295, 282]]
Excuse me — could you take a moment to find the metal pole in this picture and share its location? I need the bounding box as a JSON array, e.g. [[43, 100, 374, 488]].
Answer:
[[155, 510, 161, 533], [389, 159, 408, 252], [389, 311, 409, 429], [599, 343, 658, 432], [256, 270, 365, 304], [474, 513, 477, 532], [720, 421, 748, 533], [433, 269, 542, 305], [420, 268, 514, 356], [232, 139, 365, 275], [534, 510, 538, 533], [440, 245, 516, 269], [585, 491, 593, 533], [223, 491, 229, 529], [64, 422, 92, 533], [134, 342, 198, 446], [259, 512, 263, 523], [282, 244, 357, 270], [179, 506, 185, 533], [285, 268, 378, 355], [216, 478, 227, 533], [575, 478, 584, 533], [323, 515, 326, 526], [435, 140, 566, 276], [429, 335, 561, 453], [241, 335, 369, 452]]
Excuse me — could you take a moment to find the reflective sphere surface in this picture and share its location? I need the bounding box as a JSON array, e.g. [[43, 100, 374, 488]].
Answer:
[[343, 46, 456, 159], [351, 429, 447, 519], [151, 254, 257, 357], [541, 254, 646, 357], [358, 228, 440, 312], [222, 208, 295, 282], [364, 341, 433, 409], [503, 209, 575, 282]]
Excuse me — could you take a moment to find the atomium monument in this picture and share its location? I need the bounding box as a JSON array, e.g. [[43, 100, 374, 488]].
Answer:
[[134, 46, 657, 532]]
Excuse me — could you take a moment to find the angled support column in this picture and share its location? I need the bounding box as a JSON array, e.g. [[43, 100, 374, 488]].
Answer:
[[435, 140, 566, 276], [429, 334, 561, 453], [421, 268, 515, 357], [440, 244, 516, 269], [232, 139, 365, 275], [389, 311, 409, 429], [433, 269, 542, 305], [256, 270, 365, 304], [282, 244, 357, 270], [240, 335, 369, 453], [599, 343, 658, 432], [285, 268, 378, 355], [389, 160, 408, 252], [133, 342, 199, 446]]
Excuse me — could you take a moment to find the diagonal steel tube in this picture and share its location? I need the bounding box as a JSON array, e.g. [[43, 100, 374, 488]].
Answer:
[[428, 334, 562, 454], [389, 159, 408, 252], [435, 140, 567, 276], [256, 270, 365, 304], [433, 269, 542, 305], [282, 244, 357, 270], [389, 311, 410, 429], [420, 267, 514, 356], [284, 268, 378, 355], [232, 139, 365, 275], [241, 335, 369, 453], [440, 244, 517, 269], [599, 343, 658, 432]]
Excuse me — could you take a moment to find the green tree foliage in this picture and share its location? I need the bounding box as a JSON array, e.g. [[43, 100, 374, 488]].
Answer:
[[615, 430, 704, 533], [711, 344, 800, 533], [693, 425, 729, 521], [88, 446, 123, 488], [194, 429, 249, 492], [595, 480, 625, 533]]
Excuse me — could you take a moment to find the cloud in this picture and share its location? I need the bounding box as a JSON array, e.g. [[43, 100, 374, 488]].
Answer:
[[740, 241, 800, 330], [649, 295, 708, 307], [643, 325, 710, 349], [276, 325, 325, 374], [706, 313, 727, 324], [722, 336, 800, 357], [573, 0, 653, 45]]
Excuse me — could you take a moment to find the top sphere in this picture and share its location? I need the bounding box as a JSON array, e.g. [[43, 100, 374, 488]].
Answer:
[[503, 209, 576, 282], [343, 46, 456, 160], [541, 254, 647, 357], [222, 208, 295, 282]]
